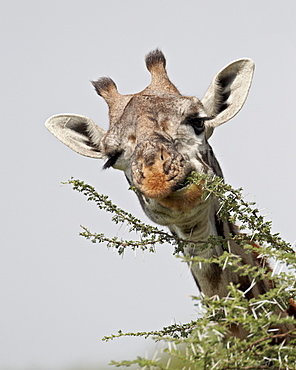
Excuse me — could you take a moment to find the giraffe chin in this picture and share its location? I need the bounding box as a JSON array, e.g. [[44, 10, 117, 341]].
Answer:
[[154, 183, 204, 212]]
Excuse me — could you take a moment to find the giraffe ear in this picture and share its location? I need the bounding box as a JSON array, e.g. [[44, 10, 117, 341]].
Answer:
[[202, 58, 254, 139], [45, 114, 106, 159]]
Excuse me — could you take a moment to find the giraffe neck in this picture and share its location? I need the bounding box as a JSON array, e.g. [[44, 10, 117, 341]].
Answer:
[[137, 186, 270, 299], [168, 198, 270, 298]]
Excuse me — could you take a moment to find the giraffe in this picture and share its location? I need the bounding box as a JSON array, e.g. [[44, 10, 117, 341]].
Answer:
[[45, 49, 295, 339]]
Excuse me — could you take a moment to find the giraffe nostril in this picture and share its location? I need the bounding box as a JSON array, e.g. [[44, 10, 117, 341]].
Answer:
[[160, 147, 165, 161]]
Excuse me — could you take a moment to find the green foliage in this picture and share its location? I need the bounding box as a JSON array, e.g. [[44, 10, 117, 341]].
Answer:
[[66, 179, 177, 255], [66, 174, 296, 369]]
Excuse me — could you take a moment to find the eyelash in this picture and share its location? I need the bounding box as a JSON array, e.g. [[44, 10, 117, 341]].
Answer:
[[103, 151, 122, 169]]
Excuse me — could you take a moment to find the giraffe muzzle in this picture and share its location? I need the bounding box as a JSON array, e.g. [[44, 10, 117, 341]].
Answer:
[[131, 144, 195, 200]]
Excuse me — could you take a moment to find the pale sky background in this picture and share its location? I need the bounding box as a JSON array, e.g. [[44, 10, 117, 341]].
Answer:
[[1, 1, 296, 369]]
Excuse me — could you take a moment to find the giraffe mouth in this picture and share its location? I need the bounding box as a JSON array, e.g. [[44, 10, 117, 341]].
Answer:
[[156, 181, 204, 211], [172, 180, 190, 192]]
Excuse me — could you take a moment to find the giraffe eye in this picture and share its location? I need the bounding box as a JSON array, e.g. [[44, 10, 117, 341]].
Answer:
[[185, 115, 205, 135]]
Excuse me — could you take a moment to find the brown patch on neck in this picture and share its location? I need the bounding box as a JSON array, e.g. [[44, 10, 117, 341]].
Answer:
[[157, 184, 203, 212]]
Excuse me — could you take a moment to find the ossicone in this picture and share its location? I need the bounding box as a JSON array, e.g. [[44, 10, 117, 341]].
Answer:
[[144, 48, 180, 95], [145, 49, 166, 72], [91, 77, 120, 104]]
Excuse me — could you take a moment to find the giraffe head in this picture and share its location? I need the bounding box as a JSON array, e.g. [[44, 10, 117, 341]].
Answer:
[[46, 50, 254, 224]]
